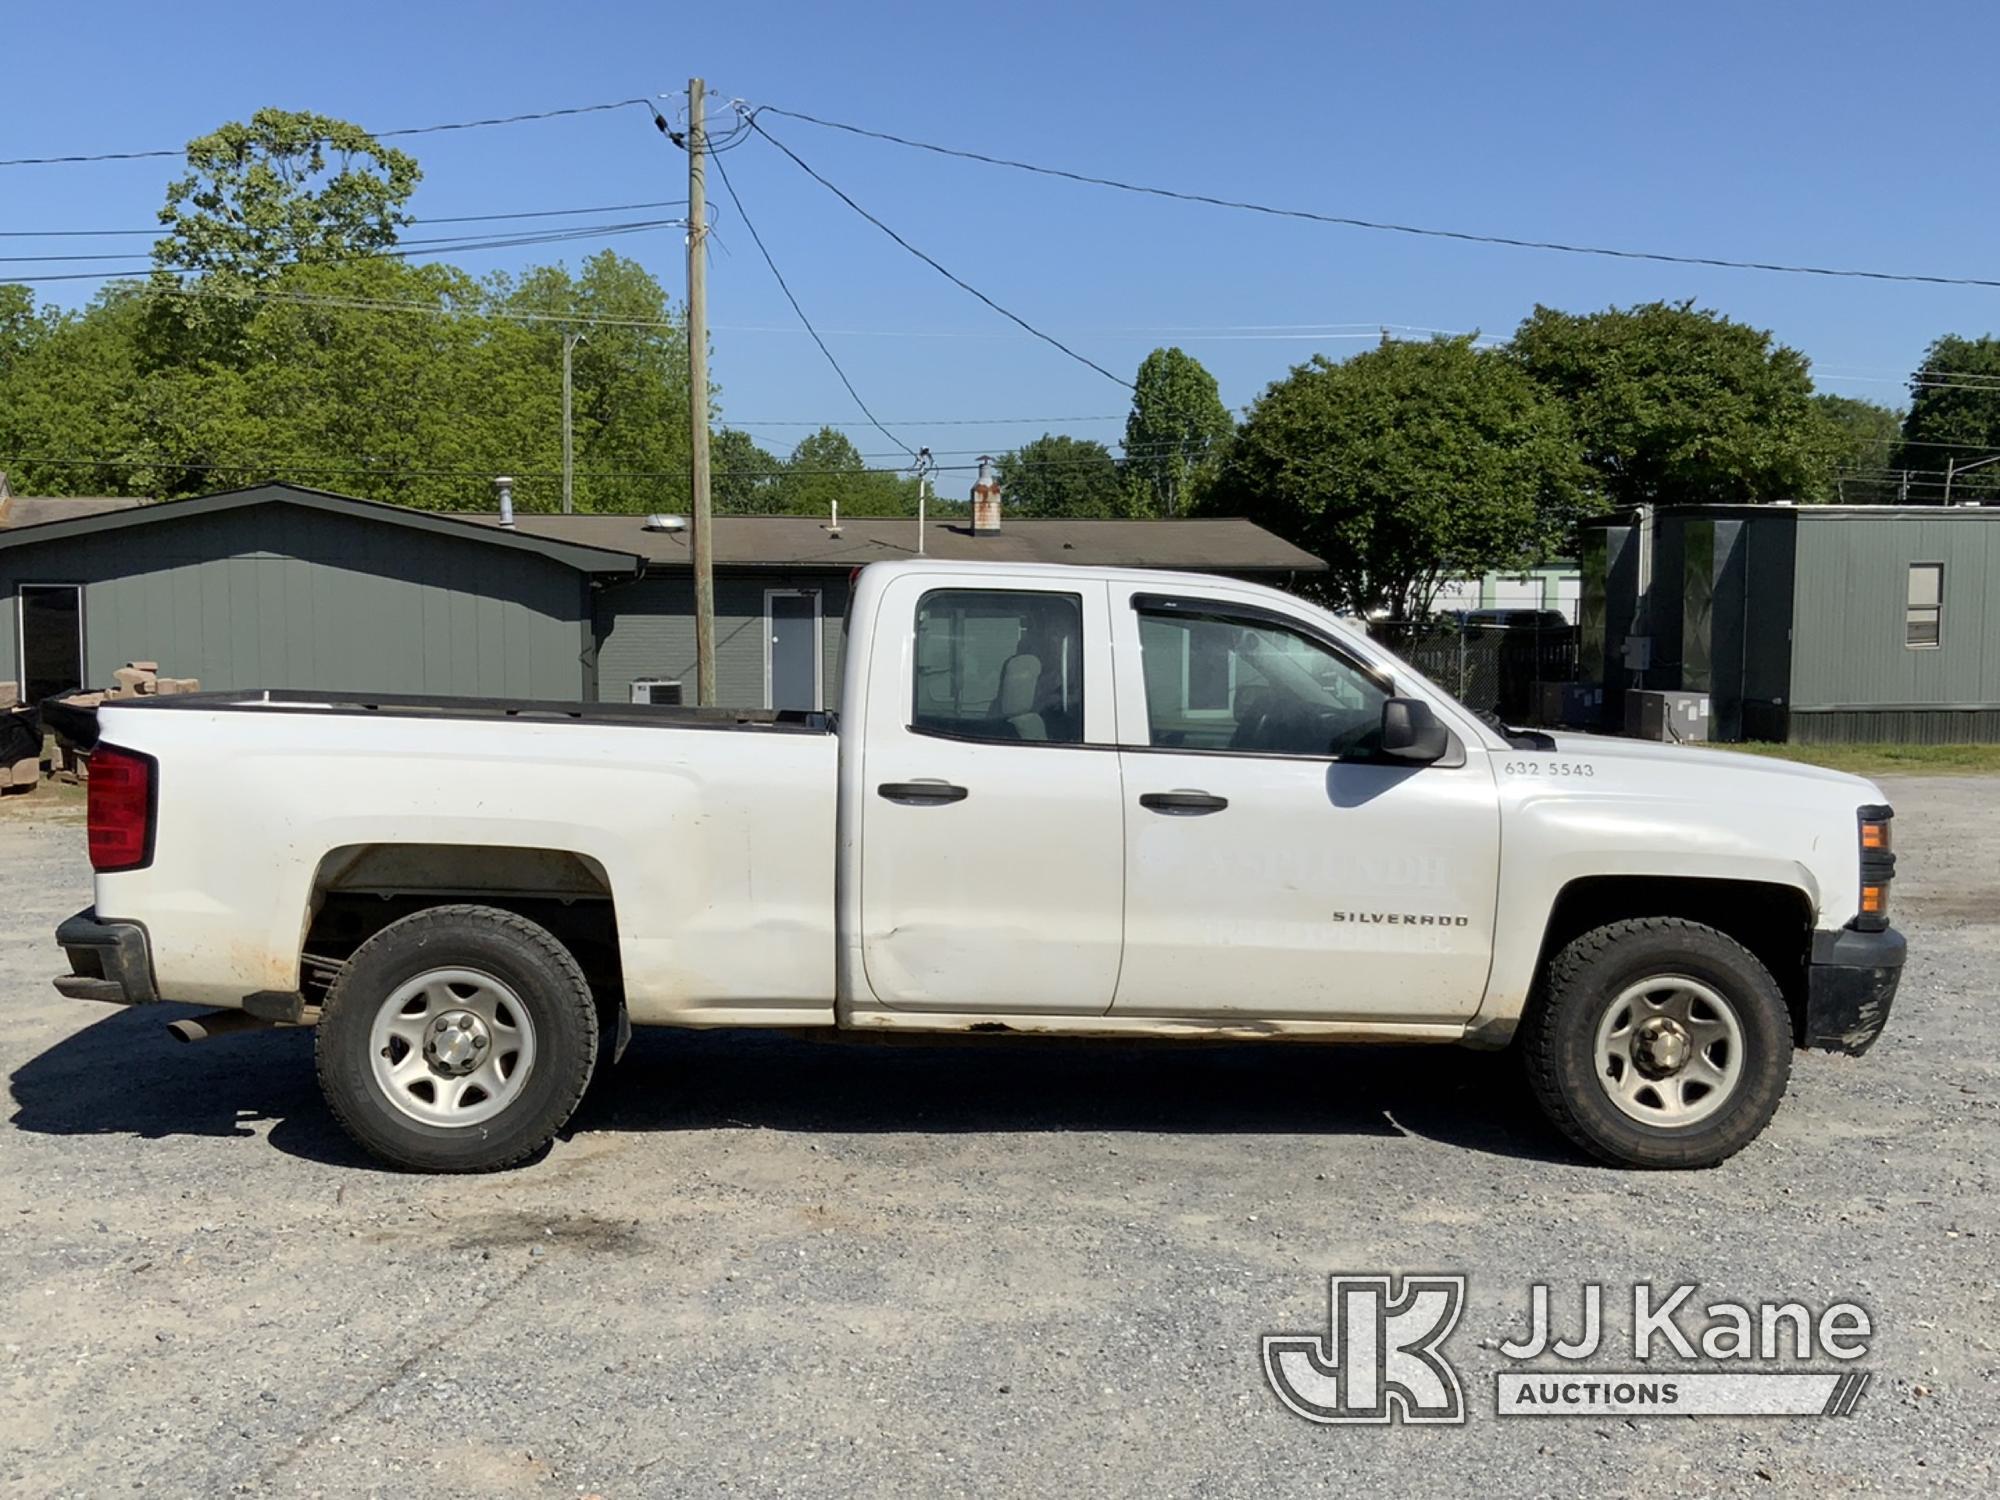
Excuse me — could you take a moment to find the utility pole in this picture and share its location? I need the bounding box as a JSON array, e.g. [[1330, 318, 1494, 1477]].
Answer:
[[561, 330, 587, 515], [915, 447, 933, 555], [686, 77, 716, 706], [1942, 452, 2000, 506]]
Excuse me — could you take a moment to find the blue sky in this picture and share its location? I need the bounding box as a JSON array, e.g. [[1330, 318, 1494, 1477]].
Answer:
[[7, 0, 1999, 470]]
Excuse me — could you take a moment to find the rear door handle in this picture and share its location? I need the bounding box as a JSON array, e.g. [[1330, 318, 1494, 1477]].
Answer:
[[878, 780, 969, 806], [1139, 790, 1229, 815]]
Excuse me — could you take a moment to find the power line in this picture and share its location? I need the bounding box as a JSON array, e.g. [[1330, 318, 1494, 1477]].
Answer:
[[750, 103, 2000, 292], [0, 218, 689, 284], [741, 112, 1134, 390], [701, 130, 913, 457], [0, 199, 688, 240], [0, 451, 1139, 480], [0, 98, 661, 168], [0, 216, 689, 265]]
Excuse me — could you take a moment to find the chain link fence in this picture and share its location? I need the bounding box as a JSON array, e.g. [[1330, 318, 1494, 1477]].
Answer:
[[1369, 622, 1579, 724]]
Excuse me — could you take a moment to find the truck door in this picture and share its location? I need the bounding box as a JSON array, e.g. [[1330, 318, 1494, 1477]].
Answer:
[[856, 573, 1124, 1013], [1109, 588, 1501, 1023]]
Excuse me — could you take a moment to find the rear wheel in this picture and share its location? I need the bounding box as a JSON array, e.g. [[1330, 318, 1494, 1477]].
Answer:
[[315, 905, 599, 1172], [1523, 918, 1791, 1169]]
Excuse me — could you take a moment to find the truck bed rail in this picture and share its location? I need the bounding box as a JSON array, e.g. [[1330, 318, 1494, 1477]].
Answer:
[[95, 689, 835, 734]]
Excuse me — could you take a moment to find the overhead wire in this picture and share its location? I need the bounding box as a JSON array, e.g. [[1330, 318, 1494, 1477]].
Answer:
[[698, 120, 914, 456], [739, 109, 1133, 390], [0, 217, 691, 284], [0, 217, 689, 265], [749, 103, 2000, 291], [0, 98, 662, 168], [0, 199, 690, 240]]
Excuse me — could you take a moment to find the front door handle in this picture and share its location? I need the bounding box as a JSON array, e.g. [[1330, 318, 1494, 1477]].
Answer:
[[1139, 789, 1229, 815], [878, 780, 969, 806]]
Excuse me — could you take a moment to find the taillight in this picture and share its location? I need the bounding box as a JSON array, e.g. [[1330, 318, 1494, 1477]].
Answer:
[[88, 745, 156, 873], [1855, 805, 1894, 932]]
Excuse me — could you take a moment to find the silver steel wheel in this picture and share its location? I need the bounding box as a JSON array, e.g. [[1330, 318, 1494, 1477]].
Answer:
[[1593, 975, 1745, 1128], [367, 967, 538, 1129]]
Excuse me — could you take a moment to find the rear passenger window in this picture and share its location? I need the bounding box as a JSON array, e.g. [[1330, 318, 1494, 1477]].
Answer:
[[912, 589, 1084, 744]]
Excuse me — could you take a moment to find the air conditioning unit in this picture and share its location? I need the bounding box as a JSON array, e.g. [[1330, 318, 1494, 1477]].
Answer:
[[630, 678, 683, 706]]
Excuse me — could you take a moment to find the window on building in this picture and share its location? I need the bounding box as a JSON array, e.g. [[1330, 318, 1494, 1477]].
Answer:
[[18, 584, 84, 703], [1906, 563, 1943, 649], [1137, 603, 1389, 758], [911, 589, 1083, 744]]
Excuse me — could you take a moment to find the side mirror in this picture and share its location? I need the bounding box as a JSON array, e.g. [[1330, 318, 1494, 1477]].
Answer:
[[1379, 697, 1449, 763]]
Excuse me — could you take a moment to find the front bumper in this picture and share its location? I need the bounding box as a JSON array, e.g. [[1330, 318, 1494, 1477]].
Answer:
[[53, 907, 158, 1005], [1804, 925, 1904, 1055]]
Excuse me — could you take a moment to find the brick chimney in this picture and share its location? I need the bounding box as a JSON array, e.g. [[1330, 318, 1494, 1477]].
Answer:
[[970, 456, 1002, 535]]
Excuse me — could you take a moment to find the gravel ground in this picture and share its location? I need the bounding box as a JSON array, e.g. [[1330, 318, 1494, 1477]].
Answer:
[[1, 777, 1994, 1498]]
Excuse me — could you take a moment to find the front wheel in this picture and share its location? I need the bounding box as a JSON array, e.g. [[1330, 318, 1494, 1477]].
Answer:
[[1522, 918, 1791, 1169], [315, 905, 599, 1172]]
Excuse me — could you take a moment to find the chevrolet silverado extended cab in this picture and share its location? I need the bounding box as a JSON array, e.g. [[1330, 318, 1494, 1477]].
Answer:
[[54, 560, 1904, 1172]]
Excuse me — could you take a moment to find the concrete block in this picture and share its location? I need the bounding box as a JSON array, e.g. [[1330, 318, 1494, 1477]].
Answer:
[[6, 756, 38, 789], [126, 661, 160, 674], [0, 682, 17, 711], [112, 667, 156, 697], [156, 677, 200, 696]]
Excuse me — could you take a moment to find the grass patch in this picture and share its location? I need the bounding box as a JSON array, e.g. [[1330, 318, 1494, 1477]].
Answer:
[[1703, 741, 2000, 776]]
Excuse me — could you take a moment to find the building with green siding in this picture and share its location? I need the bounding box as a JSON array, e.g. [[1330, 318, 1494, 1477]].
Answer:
[[2, 483, 1322, 712], [1580, 503, 2000, 743]]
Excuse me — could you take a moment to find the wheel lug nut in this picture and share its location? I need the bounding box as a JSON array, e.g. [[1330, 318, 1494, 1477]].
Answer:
[[473, 1036, 487, 1048]]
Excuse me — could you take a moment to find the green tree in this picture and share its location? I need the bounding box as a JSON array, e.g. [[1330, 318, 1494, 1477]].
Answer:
[[154, 109, 421, 281], [3, 114, 709, 511], [712, 428, 782, 513], [0, 285, 152, 497], [0, 284, 47, 383], [1511, 300, 1829, 507], [771, 426, 918, 516], [1207, 337, 1587, 620], [1811, 394, 1904, 502], [995, 433, 1126, 517], [1123, 347, 1234, 516], [493, 253, 695, 513], [1893, 335, 2000, 502]]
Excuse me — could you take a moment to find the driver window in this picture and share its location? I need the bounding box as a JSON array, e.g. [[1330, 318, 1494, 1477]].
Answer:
[[1137, 606, 1388, 757]]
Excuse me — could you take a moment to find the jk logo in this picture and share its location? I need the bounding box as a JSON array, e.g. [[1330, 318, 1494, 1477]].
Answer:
[[1264, 1274, 1467, 1425]]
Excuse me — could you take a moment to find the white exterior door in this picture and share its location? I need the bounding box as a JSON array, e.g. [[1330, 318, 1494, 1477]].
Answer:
[[1109, 587, 1501, 1022], [856, 572, 1124, 1013]]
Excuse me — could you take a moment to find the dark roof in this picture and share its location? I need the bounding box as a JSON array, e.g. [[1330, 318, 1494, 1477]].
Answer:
[[0, 495, 149, 529], [447, 511, 1327, 573], [0, 481, 1322, 576], [0, 483, 644, 574]]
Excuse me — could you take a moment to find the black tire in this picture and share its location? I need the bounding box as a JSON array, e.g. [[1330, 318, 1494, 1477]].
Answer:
[[1522, 918, 1791, 1169], [315, 904, 599, 1172]]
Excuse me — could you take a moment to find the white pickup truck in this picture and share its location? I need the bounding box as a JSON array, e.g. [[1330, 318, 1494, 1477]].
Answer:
[[53, 560, 1904, 1172]]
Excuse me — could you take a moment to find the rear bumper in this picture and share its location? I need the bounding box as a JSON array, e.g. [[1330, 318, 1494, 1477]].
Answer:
[[1804, 925, 1904, 1055], [53, 907, 158, 1005]]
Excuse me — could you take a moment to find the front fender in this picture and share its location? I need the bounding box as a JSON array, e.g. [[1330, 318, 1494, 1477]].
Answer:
[[1472, 788, 1840, 1036]]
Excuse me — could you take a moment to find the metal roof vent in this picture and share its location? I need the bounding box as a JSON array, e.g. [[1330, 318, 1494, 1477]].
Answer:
[[643, 513, 689, 533]]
